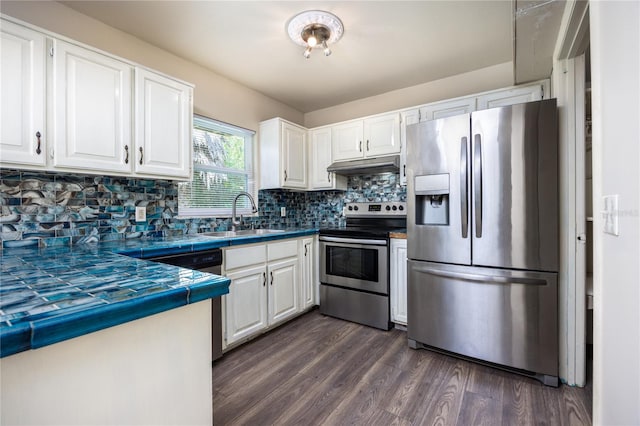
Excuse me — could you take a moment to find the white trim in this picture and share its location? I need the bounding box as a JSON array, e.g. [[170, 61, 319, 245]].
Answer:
[[551, 0, 590, 387]]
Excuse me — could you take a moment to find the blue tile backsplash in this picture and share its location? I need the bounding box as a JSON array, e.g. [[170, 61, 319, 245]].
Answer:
[[1, 168, 405, 248]]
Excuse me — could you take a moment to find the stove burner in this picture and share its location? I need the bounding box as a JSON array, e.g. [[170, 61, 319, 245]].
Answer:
[[320, 202, 406, 239]]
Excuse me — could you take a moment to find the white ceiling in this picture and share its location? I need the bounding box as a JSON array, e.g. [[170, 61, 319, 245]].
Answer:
[[59, 1, 562, 113]]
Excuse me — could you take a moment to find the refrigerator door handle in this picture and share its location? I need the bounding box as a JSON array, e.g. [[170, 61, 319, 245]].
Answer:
[[474, 134, 483, 238], [460, 137, 469, 238], [412, 265, 549, 286]]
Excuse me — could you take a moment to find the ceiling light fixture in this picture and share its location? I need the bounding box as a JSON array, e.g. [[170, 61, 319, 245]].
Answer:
[[287, 10, 344, 59]]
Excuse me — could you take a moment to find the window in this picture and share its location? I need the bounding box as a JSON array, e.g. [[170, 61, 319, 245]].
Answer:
[[178, 115, 255, 217]]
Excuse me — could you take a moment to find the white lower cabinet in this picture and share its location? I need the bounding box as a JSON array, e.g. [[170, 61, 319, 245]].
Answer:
[[300, 237, 315, 309], [224, 264, 268, 345], [390, 238, 408, 325], [223, 237, 313, 348], [268, 257, 298, 326]]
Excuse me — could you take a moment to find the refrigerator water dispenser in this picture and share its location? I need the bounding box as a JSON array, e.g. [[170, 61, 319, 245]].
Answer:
[[415, 174, 450, 226]]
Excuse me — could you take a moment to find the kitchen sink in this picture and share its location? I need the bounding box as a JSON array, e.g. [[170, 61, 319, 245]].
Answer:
[[200, 229, 286, 238]]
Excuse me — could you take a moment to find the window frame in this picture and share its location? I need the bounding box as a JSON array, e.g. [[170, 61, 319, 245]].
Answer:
[[178, 115, 256, 218]]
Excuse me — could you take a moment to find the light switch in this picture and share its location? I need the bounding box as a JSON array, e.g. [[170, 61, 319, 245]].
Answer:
[[603, 195, 619, 236], [280, 207, 286, 217], [135, 206, 147, 222]]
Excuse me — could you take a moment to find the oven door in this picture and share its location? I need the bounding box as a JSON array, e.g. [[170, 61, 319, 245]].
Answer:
[[319, 236, 388, 294]]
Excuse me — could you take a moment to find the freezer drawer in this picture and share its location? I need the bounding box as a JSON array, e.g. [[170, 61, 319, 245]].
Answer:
[[407, 260, 558, 384], [319, 284, 391, 330]]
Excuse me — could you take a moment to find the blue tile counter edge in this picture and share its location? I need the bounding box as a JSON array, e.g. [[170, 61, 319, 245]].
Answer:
[[30, 288, 189, 350], [1, 229, 316, 358]]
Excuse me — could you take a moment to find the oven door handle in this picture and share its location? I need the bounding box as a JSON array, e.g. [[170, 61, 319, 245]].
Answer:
[[319, 236, 388, 246]]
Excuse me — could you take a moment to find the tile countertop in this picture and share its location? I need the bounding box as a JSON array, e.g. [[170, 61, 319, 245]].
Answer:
[[0, 228, 317, 358]]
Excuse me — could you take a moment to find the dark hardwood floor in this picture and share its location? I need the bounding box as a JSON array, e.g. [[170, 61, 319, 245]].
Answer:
[[213, 310, 592, 425]]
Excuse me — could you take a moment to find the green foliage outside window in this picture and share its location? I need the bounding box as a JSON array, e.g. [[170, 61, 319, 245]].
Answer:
[[178, 116, 254, 216]]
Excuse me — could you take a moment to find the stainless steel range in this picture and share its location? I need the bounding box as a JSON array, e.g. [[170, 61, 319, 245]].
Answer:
[[319, 202, 406, 330]]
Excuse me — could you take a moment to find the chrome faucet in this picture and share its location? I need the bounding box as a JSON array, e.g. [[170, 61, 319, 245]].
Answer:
[[231, 192, 258, 231]]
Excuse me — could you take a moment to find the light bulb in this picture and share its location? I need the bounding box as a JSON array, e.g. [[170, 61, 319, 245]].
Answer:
[[323, 40, 331, 56], [307, 34, 318, 47], [303, 46, 312, 59]]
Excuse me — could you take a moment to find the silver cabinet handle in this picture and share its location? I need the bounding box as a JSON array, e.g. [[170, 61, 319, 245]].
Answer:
[[327, 172, 331, 183], [366, 139, 370, 151], [35, 131, 42, 155], [139, 147, 144, 165], [359, 141, 362, 152], [124, 145, 129, 164], [473, 134, 483, 238], [460, 137, 469, 238], [263, 272, 266, 287], [270, 271, 273, 286], [304, 245, 308, 256], [284, 170, 288, 181], [413, 265, 548, 286]]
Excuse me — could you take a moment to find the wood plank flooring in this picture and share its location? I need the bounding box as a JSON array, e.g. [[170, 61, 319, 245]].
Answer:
[[213, 310, 592, 425]]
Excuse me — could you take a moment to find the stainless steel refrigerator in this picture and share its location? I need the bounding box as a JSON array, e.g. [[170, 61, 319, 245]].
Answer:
[[406, 99, 559, 386]]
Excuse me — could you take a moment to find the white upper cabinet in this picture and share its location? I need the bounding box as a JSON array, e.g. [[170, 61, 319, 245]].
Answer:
[[399, 109, 420, 186], [476, 81, 548, 110], [420, 96, 476, 121], [309, 126, 347, 190], [364, 113, 401, 157], [259, 118, 307, 190], [52, 40, 133, 174], [0, 17, 193, 180], [134, 68, 192, 179], [0, 21, 47, 168], [331, 120, 363, 162], [331, 113, 400, 162]]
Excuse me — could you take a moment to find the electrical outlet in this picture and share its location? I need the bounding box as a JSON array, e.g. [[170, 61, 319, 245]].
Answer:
[[280, 207, 286, 217], [135, 206, 146, 222], [603, 195, 619, 236]]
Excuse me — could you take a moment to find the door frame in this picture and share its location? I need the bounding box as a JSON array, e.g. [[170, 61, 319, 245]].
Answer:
[[552, 0, 590, 387]]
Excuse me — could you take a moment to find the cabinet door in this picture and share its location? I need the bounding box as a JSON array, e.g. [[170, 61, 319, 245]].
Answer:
[[400, 109, 420, 186], [53, 40, 132, 173], [135, 68, 192, 179], [390, 239, 408, 325], [281, 122, 307, 188], [309, 127, 347, 190], [1, 21, 46, 168], [268, 257, 299, 326], [300, 238, 315, 309], [224, 265, 268, 346], [331, 120, 363, 161], [364, 113, 401, 157], [309, 127, 332, 189], [420, 97, 476, 121], [476, 81, 547, 110]]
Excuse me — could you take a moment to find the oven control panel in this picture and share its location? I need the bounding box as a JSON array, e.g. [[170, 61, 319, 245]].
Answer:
[[344, 202, 406, 217]]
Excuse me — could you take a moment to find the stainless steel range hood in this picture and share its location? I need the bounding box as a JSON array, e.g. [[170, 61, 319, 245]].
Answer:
[[327, 155, 400, 175]]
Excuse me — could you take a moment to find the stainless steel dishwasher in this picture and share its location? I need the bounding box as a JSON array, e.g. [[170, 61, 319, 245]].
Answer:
[[147, 249, 223, 361]]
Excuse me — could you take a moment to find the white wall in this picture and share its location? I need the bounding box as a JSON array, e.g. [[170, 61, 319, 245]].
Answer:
[[0, 1, 304, 132], [1, 302, 213, 425], [590, 1, 640, 424], [303, 62, 513, 128]]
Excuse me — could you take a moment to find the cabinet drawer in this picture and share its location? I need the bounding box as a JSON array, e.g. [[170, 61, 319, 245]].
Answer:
[[224, 244, 266, 270], [268, 240, 298, 261]]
